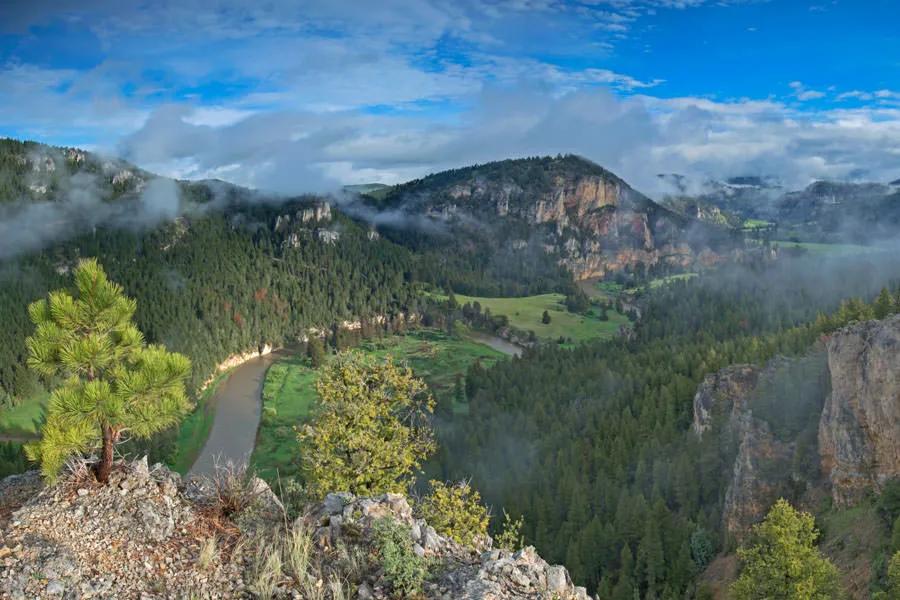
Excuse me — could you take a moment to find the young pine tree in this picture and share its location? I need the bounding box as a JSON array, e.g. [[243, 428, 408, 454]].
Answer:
[[25, 259, 191, 483], [731, 498, 841, 600]]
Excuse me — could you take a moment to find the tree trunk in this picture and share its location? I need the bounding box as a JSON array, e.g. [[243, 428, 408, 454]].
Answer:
[[96, 426, 116, 483]]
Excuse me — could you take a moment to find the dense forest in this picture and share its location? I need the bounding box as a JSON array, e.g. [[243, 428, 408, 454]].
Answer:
[[434, 253, 900, 598], [0, 206, 418, 403]]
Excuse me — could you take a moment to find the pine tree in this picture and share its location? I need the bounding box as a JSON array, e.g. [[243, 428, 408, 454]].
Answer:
[[731, 499, 841, 600], [542, 310, 551, 324], [307, 336, 326, 367], [25, 259, 191, 483], [875, 287, 895, 320]]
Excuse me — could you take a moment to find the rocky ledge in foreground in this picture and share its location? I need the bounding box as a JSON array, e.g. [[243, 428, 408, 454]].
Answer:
[[0, 459, 589, 599]]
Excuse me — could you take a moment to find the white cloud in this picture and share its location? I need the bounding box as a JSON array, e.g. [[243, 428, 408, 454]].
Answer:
[[115, 86, 900, 198]]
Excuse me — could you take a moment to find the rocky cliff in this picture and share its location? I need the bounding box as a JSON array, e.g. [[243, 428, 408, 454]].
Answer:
[[0, 459, 589, 599], [695, 316, 900, 538], [819, 315, 900, 506], [691, 363, 797, 541], [374, 155, 731, 280]]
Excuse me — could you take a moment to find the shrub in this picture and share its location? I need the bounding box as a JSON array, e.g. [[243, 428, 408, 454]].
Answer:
[[495, 509, 525, 551], [298, 353, 435, 497], [731, 499, 841, 600], [372, 518, 427, 597], [419, 480, 489, 547]]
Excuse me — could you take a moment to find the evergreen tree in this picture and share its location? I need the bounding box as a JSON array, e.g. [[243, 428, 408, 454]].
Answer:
[[541, 310, 551, 324], [731, 499, 841, 600], [307, 336, 326, 368], [889, 552, 900, 597], [875, 287, 895, 320], [25, 259, 191, 482]]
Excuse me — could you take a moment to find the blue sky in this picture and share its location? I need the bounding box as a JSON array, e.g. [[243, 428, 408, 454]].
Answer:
[[0, 0, 898, 194]]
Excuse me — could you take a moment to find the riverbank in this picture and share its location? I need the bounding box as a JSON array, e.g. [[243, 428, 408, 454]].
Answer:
[[467, 331, 523, 356]]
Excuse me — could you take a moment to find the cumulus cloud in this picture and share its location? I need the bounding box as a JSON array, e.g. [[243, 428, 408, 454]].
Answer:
[[789, 81, 826, 101], [113, 85, 900, 199]]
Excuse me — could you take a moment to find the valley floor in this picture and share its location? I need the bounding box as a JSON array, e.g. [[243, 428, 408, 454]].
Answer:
[[250, 328, 508, 481], [435, 292, 630, 343]]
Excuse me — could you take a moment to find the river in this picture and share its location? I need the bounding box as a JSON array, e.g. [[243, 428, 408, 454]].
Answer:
[[467, 331, 523, 357], [187, 351, 280, 479]]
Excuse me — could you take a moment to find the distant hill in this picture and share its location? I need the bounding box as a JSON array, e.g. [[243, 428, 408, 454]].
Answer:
[[361, 155, 735, 282], [342, 182, 392, 200], [658, 170, 900, 243]]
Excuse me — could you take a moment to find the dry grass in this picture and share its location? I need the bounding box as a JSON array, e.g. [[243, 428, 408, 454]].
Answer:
[[197, 535, 218, 570], [197, 460, 263, 519], [250, 537, 284, 600], [60, 456, 103, 495]]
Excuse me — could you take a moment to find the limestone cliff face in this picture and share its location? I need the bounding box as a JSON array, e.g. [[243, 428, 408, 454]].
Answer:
[[691, 363, 795, 540], [692, 364, 760, 437], [381, 155, 728, 280], [722, 416, 795, 541], [819, 315, 900, 506], [694, 315, 900, 541]]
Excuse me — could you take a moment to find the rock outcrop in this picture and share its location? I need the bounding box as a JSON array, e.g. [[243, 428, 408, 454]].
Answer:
[[691, 362, 797, 541], [312, 492, 591, 600], [0, 459, 247, 599], [1, 460, 591, 599], [819, 315, 900, 506], [692, 364, 760, 437]]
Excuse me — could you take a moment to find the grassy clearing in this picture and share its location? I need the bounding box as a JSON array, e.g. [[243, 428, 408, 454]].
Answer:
[[585, 273, 697, 299], [742, 218, 775, 229], [169, 371, 230, 474], [773, 240, 878, 256], [646, 273, 698, 289], [250, 329, 505, 482], [0, 390, 47, 438], [442, 292, 629, 343], [251, 355, 319, 482]]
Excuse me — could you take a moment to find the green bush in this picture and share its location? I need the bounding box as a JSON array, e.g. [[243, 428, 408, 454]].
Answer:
[[419, 480, 489, 547], [372, 518, 427, 597], [495, 509, 525, 551]]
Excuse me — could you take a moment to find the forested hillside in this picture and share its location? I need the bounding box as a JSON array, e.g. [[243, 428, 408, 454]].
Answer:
[[0, 204, 418, 400], [434, 253, 900, 597]]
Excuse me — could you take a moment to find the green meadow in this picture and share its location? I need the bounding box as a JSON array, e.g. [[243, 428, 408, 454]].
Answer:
[[442, 292, 629, 343], [250, 329, 505, 482]]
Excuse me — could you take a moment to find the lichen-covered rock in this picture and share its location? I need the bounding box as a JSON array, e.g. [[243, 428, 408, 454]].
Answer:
[[457, 547, 590, 600], [819, 315, 900, 506]]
